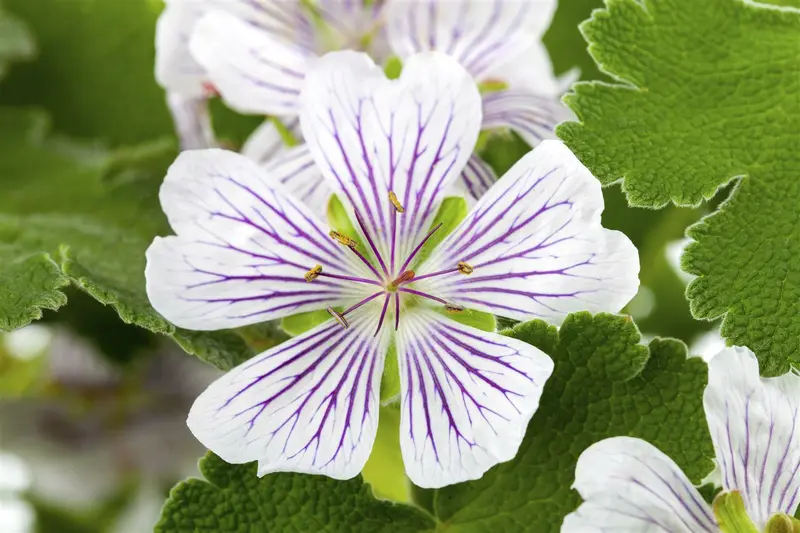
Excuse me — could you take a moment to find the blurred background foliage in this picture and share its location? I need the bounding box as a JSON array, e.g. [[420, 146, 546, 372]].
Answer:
[[0, 0, 717, 531]]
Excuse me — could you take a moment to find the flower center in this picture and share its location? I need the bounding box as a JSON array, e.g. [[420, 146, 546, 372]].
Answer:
[[306, 192, 474, 335]]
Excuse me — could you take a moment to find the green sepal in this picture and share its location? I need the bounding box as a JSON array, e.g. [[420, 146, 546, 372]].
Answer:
[[766, 514, 800, 533], [280, 309, 331, 337], [380, 342, 401, 404], [361, 405, 409, 503], [269, 116, 298, 148], [384, 56, 403, 80], [411, 196, 468, 269], [437, 307, 496, 333], [478, 79, 509, 94], [713, 491, 759, 533]]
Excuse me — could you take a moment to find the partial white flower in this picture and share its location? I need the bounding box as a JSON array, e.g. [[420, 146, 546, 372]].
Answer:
[[145, 51, 639, 488], [562, 346, 800, 532], [188, 0, 568, 210], [155, 0, 218, 150]]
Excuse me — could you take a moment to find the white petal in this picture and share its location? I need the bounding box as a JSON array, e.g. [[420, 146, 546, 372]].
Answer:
[[385, 0, 557, 81], [563, 437, 719, 533], [416, 140, 640, 323], [264, 143, 333, 214], [190, 10, 313, 116], [300, 50, 482, 274], [187, 306, 389, 479], [155, 1, 208, 97], [145, 149, 373, 330], [240, 118, 301, 165], [458, 154, 498, 203], [704, 346, 800, 527], [482, 88, 573, 148], [395, 308, 553, 488], [315, 0, 384, 49], [482, 41, 561, 96], [166, 92, 216, 150]]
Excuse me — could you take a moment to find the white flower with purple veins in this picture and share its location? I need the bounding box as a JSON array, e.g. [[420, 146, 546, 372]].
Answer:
[[562, 347, 800, 533], [190, 0, 564, 206], [145, 51, 639, 487]]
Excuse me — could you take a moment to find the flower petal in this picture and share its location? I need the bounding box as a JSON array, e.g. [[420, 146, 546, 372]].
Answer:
[[240, 117, 300, 165], [482, 88, 573, 148], [416, 140, 639, 323], [165, 92, 216, 150], [187, 306, 389, 479], [563, 437, 718, 533], [145, 149, 373, 330], [395, 308, 553, 488], [482, 41, 562, 96], [190, 10, 313, 116], [704, 346, 800, 527], [385, 0, 557, 81], [265, 143, 333, 213], [300, 50, 482, 272], [155, 1, 208, 97], [457, 154, 498, 203]]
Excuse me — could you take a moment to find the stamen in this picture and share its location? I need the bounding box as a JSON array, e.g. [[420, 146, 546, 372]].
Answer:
[[445, 302, 465, 313], [388, 191, 405, 213], [374, 293, 391, 336], [326, 307, 349, 329], [304, 264, 322, 282], [330, 230, 358, 249], [398, 287, 447, 305], [353, 209, 389, 276], [389, 270, 415, 289], [457, 261, 474, 275]]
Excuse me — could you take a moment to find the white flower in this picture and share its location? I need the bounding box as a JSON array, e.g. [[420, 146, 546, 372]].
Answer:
[[562, 346, 800, 532], [145, 51, 639, 488], [188, 0, 566, 208]]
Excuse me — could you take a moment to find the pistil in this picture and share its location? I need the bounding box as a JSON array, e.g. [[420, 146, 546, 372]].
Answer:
[[389, 270, 415, 290]]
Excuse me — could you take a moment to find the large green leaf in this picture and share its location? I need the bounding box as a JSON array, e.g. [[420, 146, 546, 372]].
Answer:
[[0, 1, 34, 80], [558, 0, 800, 374], [424, 313, 714, 532], [155, 453, 436, 533], [0, 107, 257, 369]]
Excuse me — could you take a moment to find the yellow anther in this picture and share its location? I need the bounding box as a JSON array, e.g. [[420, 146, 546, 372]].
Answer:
[[445, 303, 464, 313], [329, 230, 358, 249], [326, 307, 350, 329], [388, 191, 405, 213], [457, 261, 474, 275], [304, 264, 322, 282]]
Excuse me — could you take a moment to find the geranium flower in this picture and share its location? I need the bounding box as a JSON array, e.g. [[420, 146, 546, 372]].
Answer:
[[189, 0, 564, 206], [145, 51, 639, 487], [562, 346, 800, 532]]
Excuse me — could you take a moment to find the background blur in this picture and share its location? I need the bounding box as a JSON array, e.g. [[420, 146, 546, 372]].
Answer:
[[0, 1, 719, 531]]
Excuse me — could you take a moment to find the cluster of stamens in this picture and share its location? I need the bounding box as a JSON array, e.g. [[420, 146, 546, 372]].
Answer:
[[303, 192, 474, 334]]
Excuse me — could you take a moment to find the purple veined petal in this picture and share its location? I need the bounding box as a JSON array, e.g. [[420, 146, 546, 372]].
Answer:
[[315, 0, 386, 51], [240, 117, 301, 166], [453, 153, 498, 203], [415, 140, 640, 324], [155, 0, 209, 98], [384, 0, 557, 81], [190, 10, 314, 116], [265, 143, 333, 214], [200, 0, 316, 45], [563, 437, 719, 533], [300, 51, 482, 273], [704, 347, 800, 528], [482, 88, 574, 149], [165, 92, 217, 150], [145, 149, 374, 331], [187, 305, 390, 479], [395, 307, 553, 488], [482, 40, 564, 96]]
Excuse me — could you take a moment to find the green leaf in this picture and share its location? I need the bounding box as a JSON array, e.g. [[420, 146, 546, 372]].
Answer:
[[557, 0, 800, 374], [0, 3, 35, 80], [0, 107, 257, 370], [0, 0, 256, 146], [155, 453, 436, 533], [425, 313, 714, 532]]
